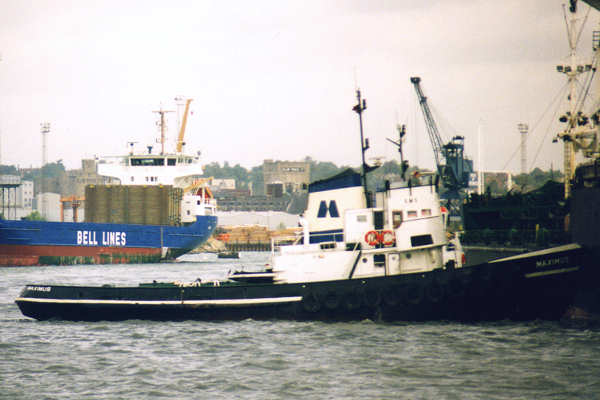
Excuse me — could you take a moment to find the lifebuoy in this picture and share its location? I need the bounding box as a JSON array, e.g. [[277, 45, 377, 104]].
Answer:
[[364, 230, 380, 246], [381, 230, 395, 246]]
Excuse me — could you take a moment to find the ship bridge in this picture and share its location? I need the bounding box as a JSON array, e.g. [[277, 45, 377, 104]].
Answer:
[[97, 153, 204, 187]]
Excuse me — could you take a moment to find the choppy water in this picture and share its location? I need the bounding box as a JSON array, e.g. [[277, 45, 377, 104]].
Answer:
[[2, 252, 600, 399]]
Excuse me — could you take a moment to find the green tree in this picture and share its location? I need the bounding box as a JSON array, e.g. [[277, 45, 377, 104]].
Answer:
[[0, 165, 18, 175], [309, 160, 343, 182], [249, 165, 264, 195], [22, 161, 66, 181], [23, 211, 45, 221]]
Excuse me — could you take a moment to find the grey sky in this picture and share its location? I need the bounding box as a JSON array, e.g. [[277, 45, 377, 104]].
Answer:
[[0, 0, 597, 174]]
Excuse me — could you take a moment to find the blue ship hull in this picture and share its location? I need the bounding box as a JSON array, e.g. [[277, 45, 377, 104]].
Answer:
[[0, 216, 217, 266]]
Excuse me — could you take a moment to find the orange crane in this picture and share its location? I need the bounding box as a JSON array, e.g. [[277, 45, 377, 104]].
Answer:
[[60, 196, 84, 222], [176, 98, 193, 153]]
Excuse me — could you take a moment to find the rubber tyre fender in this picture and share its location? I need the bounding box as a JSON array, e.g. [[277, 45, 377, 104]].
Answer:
[[426, 280, 444, 303], [324, 291, 340, 310], [302, 291, 321, 313], [447, 276, 465, 299], [404, 282, 425, 305], [382, 287, 401, 307], [363, 288, 381, 307], [343, 290, 362, 311]]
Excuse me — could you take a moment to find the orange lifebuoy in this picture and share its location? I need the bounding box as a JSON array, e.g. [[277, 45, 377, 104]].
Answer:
[[364, 230, 380, 246], [381, 230, 395, 246]]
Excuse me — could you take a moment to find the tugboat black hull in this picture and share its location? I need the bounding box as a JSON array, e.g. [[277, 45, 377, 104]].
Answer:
[[16, 243, 598, 323]]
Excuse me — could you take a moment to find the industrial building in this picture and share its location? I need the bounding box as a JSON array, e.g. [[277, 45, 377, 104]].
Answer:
[[0, 175, 34, 220], [262, 160, 310, 196]]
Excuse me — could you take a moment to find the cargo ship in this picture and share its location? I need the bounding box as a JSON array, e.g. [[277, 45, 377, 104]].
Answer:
[[461, 1, 597, 256], [0, 100, 218, 266]]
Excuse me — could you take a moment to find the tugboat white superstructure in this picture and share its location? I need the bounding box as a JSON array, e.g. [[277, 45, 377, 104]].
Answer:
[[272, 171, 448, 284], [271, 89, 452, 284]]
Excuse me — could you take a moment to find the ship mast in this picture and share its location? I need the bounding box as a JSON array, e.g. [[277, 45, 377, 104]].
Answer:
[[555, 1, 597, 198], [386, 123, 409, 180], [152, 107, 174, 155], [352, 89, 371, 207]]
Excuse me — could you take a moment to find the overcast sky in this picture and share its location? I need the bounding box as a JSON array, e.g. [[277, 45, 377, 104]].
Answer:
[[1, 0, 598, 174]]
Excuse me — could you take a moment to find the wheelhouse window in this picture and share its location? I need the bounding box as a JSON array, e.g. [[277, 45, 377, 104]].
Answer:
[[421, 209, 431, 217], [407, 210, 418, 219], [319, 242, 336, 250], [167, 158, 176, 166], [411, 234, 433, 247], [131, 158, 165, 166]]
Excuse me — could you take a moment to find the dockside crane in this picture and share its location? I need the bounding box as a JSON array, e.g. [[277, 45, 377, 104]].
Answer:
[[410, 77, 473, 203]]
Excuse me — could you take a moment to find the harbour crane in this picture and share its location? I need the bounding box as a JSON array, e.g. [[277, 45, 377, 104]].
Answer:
[[410, 77, 473, 203]]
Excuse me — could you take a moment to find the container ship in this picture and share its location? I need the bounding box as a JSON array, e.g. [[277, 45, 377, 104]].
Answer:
[[0, 99, 218, 266]]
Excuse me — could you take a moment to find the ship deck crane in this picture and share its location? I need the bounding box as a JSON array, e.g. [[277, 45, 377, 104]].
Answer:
[[410, 77, 473, 200], [176, 99, 193, 154]]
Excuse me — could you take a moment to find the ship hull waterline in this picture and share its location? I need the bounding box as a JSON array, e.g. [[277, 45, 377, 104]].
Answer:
[[15, 243, 600, 322]]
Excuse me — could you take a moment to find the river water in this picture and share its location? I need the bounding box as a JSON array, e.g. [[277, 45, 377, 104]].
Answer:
[[2, 252, 599, 399]]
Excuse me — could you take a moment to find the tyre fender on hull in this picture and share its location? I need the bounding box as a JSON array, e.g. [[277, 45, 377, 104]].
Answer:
[[324, 291, 340, 310], [382, 286, 401, 307], [404, 282, 425, 305], [343, 290, 362, 311], [363, 288, 381, 307], [426, 279, 444, 303], [302, 292, 321, 313], [447, 276, 466, 298]]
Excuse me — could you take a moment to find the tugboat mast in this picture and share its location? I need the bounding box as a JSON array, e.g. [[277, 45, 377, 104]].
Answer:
[[387, 124, 408, 180], [352, 89, 371, 207]]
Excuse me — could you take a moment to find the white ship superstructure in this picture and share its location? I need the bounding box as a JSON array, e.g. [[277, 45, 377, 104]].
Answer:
[[96, 99, 217, 220], [97, 152, 204, 187]]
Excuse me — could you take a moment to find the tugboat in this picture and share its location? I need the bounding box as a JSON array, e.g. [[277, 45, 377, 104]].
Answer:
[[14, 90, 597, 322]]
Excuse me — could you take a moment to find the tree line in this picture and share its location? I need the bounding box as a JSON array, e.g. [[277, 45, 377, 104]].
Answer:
[[201, 158, 563, 196], [0, 159, 562, 197]]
